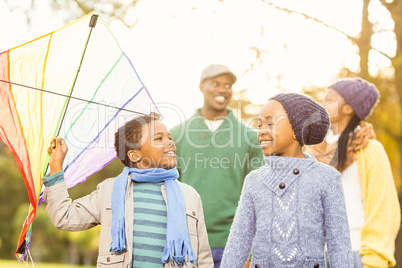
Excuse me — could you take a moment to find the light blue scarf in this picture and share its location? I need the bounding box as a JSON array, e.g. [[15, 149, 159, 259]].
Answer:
[[110, 167, 196, 266]]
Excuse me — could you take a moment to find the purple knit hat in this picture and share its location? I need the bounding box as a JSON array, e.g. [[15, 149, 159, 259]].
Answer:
[[270, 93, 330, 146], [329, 78, 379, 120]]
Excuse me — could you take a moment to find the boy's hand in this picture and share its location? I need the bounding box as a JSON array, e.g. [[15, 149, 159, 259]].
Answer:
[[47, 137, 68, 175]]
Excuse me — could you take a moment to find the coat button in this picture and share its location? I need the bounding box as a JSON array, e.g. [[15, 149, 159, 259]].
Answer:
[[255, 265, 260, 268], [293, 168, 299, 175], [106, 257, 110, 262], [279, 183, 285, 189], [192, 211, 196, 216], [314, 263, 319, 268], [201, 134, 206, 139]]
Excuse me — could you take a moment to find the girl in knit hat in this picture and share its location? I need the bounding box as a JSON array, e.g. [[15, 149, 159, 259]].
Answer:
[[309, 78, 401, 268], [221, 93, 353, 268]]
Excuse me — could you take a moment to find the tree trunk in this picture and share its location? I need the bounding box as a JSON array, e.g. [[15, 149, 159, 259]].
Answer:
[[357, 0, 372, 79], [386, 0, 402, 265], [387, 0, 402, 184], [68, 242, 79, 265]]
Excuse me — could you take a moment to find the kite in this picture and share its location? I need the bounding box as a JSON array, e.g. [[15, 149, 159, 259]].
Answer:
[[0, 13, 161, 260]]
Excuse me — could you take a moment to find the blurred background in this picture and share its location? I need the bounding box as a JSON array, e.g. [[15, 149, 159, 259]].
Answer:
[[0, 0, 401, 266]]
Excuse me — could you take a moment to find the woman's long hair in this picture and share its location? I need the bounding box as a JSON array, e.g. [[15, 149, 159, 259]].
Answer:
[[330, 114, 360, 171]]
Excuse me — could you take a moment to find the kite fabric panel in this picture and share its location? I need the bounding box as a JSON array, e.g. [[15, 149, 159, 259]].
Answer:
[[0, 13, 161, 260]]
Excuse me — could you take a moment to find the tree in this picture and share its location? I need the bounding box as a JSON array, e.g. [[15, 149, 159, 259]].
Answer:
[[0, 140, 121, 264], [244, 0, 401, 193], [228, 89, 262, 129], [259, 0, 402, 263], [5, 0, 141, 28], [2, 0, 401, 263]]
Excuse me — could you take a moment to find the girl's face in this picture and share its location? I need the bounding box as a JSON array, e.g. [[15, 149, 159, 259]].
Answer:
[[324, 88, 347, 123], [257, 100, 302, 157], [135, 120, 177, 169]]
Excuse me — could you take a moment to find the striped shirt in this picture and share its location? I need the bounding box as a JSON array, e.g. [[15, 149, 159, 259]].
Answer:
[[132, 182, 167, 268]]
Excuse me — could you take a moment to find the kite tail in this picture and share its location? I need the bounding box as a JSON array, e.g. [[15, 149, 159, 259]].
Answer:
[[15, 206, 36, 260], [162, 239, 196, 266]]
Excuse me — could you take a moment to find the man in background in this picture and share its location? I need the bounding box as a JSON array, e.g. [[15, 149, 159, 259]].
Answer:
[[170, 64, 263, 268]]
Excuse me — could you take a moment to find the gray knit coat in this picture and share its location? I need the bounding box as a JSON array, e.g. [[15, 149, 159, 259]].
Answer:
[[220, 155, 353, 268]]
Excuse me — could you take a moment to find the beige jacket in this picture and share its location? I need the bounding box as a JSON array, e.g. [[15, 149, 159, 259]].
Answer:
[[44, 175, 213, 268]]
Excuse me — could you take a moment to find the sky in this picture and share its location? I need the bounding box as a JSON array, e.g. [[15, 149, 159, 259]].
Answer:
[[0, 0, 395, 129]]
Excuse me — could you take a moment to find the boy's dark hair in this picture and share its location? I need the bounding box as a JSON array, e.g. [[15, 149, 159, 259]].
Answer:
[[114, 115, 153, 166], [330, 114, 360, 171]]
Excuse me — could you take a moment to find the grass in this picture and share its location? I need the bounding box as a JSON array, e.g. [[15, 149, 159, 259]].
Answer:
[[0, 259, 95, 268]]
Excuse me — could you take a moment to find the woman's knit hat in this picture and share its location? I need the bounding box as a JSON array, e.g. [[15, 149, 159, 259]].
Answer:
[[329, 78, 379, 120], [270, 93, 330, 146]]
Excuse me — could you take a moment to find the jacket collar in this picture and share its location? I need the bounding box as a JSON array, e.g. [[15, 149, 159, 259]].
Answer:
[[258, 154, 316, 197]]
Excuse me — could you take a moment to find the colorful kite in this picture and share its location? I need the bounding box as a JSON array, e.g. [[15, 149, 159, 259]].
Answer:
[[0, 14, 161, 260]]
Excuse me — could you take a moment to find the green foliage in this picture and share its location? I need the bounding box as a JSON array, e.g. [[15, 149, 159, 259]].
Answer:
[[302, 71, 402, 193], [228, 89, 262, 129], [1, 0, 401, 265], [0, 259, 94, 268], [0, 143, 29, 259], [0, 141, 123, 265], [13, 204, 68, 262], [369, 77, 402, 191], [68, 159, 122, 200], [7, 0, 141, 28]]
